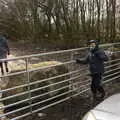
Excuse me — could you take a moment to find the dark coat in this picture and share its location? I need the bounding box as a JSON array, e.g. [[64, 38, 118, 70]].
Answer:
[[76, 48, 108, 74], [0, 35, 10, 59]]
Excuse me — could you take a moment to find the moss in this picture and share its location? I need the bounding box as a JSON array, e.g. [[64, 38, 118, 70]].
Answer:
[[9, 60, 61, 72]]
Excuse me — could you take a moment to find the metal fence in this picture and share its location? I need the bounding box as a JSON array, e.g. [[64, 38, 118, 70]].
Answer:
[[0, 42, 120, 120]]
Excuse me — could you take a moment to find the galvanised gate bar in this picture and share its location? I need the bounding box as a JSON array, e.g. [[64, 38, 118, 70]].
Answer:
[[0, 43, 120, 120]]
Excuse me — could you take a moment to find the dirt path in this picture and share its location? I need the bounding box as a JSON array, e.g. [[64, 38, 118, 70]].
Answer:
[[23, 81, 120, 120]]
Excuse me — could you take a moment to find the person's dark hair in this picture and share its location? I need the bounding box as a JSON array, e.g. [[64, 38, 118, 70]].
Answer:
[[88, 40, 99, 45]]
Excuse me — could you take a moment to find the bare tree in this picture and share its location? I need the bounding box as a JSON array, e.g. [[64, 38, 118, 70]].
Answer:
[[0, 0, 119, 48]]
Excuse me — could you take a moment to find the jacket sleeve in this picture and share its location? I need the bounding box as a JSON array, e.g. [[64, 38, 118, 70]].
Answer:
[[95, 50, 108, 61], [76, 54, 89, 64]]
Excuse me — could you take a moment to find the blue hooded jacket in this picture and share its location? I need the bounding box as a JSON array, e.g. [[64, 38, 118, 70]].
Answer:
[[0, 35, 9, 59], [76, 45, 108, 74]]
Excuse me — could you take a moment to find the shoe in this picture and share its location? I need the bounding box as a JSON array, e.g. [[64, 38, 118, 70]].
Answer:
[[100, 92, 105, 99], [93, 93, 97, 101]]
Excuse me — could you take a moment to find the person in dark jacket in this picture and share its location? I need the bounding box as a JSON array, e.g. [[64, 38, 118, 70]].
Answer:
[[0, 34, 10, 74], [76, 40, 108, 100]]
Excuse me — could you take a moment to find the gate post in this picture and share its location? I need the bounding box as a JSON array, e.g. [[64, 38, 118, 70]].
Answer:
[[25, 58, 32, 114]]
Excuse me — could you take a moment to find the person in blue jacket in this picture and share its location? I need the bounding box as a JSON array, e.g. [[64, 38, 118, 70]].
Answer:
[[76, 40, 108, 100], [0, 34, 10, 74]]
